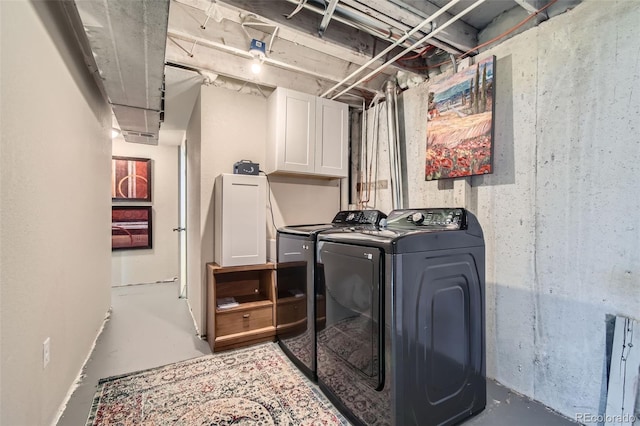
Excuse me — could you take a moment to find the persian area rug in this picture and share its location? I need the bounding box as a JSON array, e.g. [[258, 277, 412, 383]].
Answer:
[[87, 342, 349, 425], [317, 317, 390, 426]]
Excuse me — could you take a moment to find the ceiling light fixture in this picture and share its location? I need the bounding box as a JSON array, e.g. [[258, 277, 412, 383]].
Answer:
[[249, 39, 266, 74], [251, 58, 262, 74]]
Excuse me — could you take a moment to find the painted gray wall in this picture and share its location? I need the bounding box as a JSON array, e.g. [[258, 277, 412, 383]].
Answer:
[[184, 85, 341, 334], [267, 175, 341, 235], [111, 140, 180, 286], [394, 0, 639, 419], [0, 2, 112, 424], [185, 93, 203, 334]]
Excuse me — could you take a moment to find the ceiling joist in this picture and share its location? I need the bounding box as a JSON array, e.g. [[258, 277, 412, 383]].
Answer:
[[513, 0, 549, 17]]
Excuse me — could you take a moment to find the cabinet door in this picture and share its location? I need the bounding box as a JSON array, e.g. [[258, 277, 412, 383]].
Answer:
[[279, 89, 316, 173], [215, 174, 266, 267], [315, 97, 348, 177]]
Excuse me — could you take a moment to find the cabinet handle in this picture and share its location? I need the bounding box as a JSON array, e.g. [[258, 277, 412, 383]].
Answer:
[[243, 313, 250, 318]]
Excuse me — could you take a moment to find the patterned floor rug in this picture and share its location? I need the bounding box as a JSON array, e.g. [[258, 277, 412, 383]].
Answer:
[[87, 342, 350, 425]]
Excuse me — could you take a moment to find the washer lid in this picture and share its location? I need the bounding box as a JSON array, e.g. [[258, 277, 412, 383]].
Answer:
[[278, 223, 335, 237], [276, 209, 387, 237]]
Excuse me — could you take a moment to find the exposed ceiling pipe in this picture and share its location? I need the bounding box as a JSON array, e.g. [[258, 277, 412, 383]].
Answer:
[[283, 0, 429, 53], [320, 0, 462, 99], [318, 0, 340, 36], [338, 0, 469, 54], [388, 0, 441, 17], [340, 0, 434, 41], [359, 96, 368, 207], [167, 30, 382, 96], [371, 102, 381, 208], [392, 80, 404, 208], [329, 0, 488, 100], [385, 80, 403, 209], [323, 0, 430, 45], [285, 0, 308, 19]]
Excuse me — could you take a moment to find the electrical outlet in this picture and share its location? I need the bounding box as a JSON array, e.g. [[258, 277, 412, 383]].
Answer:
[[356, 180, 389, 191], [43, 337, 50, 369]]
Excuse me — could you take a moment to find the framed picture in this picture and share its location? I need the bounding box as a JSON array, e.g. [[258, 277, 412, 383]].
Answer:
[[425, 56, 496, 180], [112, 206, 152, 250], [112, 156, 151, 201]]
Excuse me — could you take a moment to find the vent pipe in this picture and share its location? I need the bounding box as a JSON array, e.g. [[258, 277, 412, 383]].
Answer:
[[385, 79, 403, 209]]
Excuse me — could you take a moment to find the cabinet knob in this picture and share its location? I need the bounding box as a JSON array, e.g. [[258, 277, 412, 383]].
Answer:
[[243, 313, 250, 318]]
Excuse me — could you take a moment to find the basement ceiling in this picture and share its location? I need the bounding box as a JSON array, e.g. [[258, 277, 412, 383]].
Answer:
[[69, 0, 581, 145]]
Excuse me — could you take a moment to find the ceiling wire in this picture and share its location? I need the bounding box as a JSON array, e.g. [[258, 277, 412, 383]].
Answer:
[[406, 0, 560, 71], [397, 44, 436, 62]]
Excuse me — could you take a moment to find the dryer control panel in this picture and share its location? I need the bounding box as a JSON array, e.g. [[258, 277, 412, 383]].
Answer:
[[386, 208, 467, 230], [332, 209, 387, 226]]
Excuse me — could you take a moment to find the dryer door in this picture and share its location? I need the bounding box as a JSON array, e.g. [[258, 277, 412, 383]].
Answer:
[[317, 241, 384, 390]]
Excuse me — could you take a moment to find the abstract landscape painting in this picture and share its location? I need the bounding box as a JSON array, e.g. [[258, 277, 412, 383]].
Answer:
[[425, 56, 495, 180]]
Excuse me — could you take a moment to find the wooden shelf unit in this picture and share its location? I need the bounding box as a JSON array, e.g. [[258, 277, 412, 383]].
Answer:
[[206, 262, 276, 352]]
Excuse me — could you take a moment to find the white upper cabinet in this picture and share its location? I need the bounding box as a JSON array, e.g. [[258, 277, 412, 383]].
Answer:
[[315, 97, 349, 177], [266, 87, 348, 178]]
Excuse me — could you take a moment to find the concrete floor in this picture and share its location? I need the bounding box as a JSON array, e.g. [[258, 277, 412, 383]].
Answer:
[[58, 282, 578, 426], [57, 282, 212, 426]]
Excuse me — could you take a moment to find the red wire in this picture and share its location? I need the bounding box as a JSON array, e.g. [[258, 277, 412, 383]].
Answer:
[[457, 0, 559, 60], [398, 44, 436, 62], [399, 0, 560, 70]]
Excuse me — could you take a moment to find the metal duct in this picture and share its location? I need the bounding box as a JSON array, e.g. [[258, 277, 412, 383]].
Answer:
[[385, 79, 403, 210], [73, 0, 170, 145]]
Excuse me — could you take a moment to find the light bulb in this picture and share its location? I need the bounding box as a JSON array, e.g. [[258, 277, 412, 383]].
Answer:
[[251, 57, 262, 74]]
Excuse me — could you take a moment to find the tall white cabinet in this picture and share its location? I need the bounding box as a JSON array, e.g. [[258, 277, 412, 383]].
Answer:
[[214, 173, 266, 267], [266, 87, 348, 178]]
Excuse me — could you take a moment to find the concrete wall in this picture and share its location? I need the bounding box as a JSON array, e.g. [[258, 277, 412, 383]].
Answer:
[[391, 0, 640, 419], [0, 2, 112, 424], [111, 140, 179, 286]]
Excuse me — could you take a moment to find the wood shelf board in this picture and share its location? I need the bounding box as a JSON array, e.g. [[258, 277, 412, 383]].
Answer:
[[216, 279, 268, 300], [216, 299, 273, 313], [214, 326, 276, 343], [208, 262, 276, 274]]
